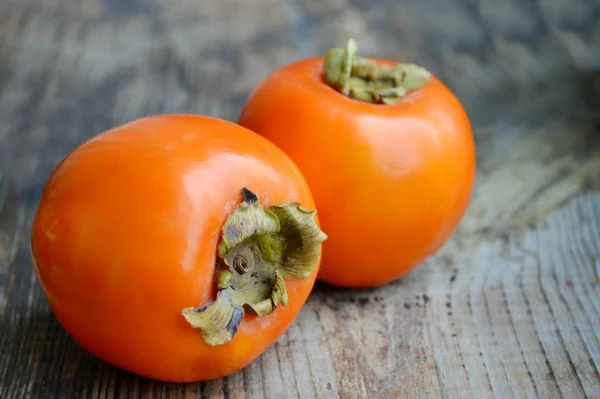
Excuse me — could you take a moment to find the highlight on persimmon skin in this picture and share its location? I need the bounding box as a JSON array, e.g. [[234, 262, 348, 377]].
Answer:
[[30, 114, 326, 382], [238, 39, 475, 288]]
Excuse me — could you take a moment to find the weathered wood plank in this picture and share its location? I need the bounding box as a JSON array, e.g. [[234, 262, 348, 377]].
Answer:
[[0, 0, 599, 397]]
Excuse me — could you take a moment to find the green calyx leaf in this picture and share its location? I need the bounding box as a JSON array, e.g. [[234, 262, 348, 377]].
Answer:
[[217, 189, 280, 259], [270, 203, 328, 279], [323, 38, 431, 104], [181, 291, 243, 347], [182, 188, 327, 346]]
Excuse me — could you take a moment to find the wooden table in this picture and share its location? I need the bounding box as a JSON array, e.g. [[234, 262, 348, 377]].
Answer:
[[1, 1, 599, 398]]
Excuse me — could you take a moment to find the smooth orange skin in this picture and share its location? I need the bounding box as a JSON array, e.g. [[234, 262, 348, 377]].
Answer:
[[239, 58, 475, 288], [30, 114, 321, 382]]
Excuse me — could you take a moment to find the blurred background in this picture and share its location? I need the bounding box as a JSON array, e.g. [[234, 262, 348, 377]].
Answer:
[[1, 0, 600, 397]]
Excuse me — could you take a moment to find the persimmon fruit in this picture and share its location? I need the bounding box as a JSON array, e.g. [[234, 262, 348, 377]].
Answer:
[[30, 114, 326, 382], [239, 39, 475, 287]]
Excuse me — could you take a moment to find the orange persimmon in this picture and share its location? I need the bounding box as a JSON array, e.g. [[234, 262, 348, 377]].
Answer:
[[30, 114, 326, 382], [239, 39, 475, 288]]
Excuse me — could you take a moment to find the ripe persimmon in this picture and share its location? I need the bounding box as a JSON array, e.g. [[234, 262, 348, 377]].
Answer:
[[30, 114, 326, 382], [239, 39, 475, 287]]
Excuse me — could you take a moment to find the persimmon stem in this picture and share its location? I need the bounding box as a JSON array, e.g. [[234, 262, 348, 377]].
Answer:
[[323, 38, 431, 104], [182, 188, 327, 346]]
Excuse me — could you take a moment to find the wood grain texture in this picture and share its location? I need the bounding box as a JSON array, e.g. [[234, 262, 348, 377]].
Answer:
[[0, 0, 599, 397]]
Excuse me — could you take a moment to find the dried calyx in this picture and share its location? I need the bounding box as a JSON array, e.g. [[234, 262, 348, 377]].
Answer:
[[323, 38, 431, 104], [182, 188, 327, 346]]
